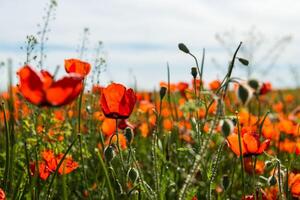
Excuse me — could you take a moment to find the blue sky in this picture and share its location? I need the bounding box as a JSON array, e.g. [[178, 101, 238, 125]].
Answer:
[[1, 0, 300, 90]]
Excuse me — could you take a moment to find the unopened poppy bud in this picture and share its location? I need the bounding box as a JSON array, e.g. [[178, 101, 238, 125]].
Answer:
[[191, 67, 197, 79], [237, 84, 253, 105], [178, 43, 190, 54], [115, 179, 123, 194], [127, 167, 139, 183], [129, 190, 139, 199], [247, 79, 260, 91], [222, 174, 230, 190], [237, 57, 249, 66], [268, 175, 277, 186], [125, 127, 134, 145], [265, 160, 273, 169], [220, 119, 234, 137], [104, 145, 116, 162], [160, 86, 167, 100]]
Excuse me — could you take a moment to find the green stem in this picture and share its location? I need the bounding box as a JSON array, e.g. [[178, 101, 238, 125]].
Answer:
[[97, 151, 115, 200], [236, 112, 246, 197]]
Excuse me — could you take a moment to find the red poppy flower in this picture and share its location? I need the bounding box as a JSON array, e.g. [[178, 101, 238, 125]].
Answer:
[[226, 132, 270, 156], [65, 58, 91, 76], [100, 83, 136, 119], [0, 188, 5, 200], [17, 65, 84, 106], [259, 82, 272, 95]]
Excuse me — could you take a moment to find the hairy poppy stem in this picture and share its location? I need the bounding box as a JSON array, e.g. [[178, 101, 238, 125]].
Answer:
[[97, 150, 115, 200], [77, 80, 91, 200], [115, 119, 126, 173], [236, 111, 246, 197]]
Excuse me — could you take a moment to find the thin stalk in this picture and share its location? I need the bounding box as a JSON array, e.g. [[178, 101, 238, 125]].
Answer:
[[236, 112, 246, 197], [97, 151, 115, 200]]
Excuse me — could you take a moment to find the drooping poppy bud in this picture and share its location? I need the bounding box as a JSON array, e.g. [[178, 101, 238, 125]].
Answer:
[[237, 83, 254, 105], [104, 145, 116, 162], [127, 167, 139, 183], [178, 43, 190, 54], [100, 83, 136, 119], [220, 119, 235, 137]]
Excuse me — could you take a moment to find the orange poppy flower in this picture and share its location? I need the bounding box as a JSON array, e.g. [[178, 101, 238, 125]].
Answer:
[[226, 132, 270, 156], [100, 83, 136, 119], [101, 118, 116, 136], [289, 172, 300, 198], [17, 65, 83, 106], [209, 80, 221, 91], [56, 154, 79, 175], [65, 58, 91, 76]]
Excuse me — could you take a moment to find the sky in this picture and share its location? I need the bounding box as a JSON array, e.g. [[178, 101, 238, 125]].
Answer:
[[1, 0, 300, 91]]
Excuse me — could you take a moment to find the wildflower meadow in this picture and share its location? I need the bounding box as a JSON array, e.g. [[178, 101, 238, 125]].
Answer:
[[1, 1, 300, 200]]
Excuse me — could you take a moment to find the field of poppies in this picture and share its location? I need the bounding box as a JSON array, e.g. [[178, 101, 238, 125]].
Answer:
[[0, 40, 300, 200], [1, 2, 300, 200]]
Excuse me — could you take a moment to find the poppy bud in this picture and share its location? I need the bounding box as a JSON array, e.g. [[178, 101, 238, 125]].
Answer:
[[237, 84, 253, 105], [159, 86, 167, 100], [178, 43, 190, 54], [268, 175, 277, 186], [247, 79, 260, 91], [191, 67, 197, 79], [129, 190, 139, 200], [127, 167, 139, 183], [264, 160, 273, 169], [237, 57, 249, 66], [222, 174, 230, 190], [220, 119, 234, 137], [115, 179, 123, 194], [104, 145, 116, 162], [124, 127, 134, 145]]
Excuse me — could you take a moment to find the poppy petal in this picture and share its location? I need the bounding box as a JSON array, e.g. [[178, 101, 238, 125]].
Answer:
[[45, 75, 83, 106], [226, 134, 246, 156], [257, 139, 270, 154], [243, 133, 259, 154], [17, 65, 45, 105]]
